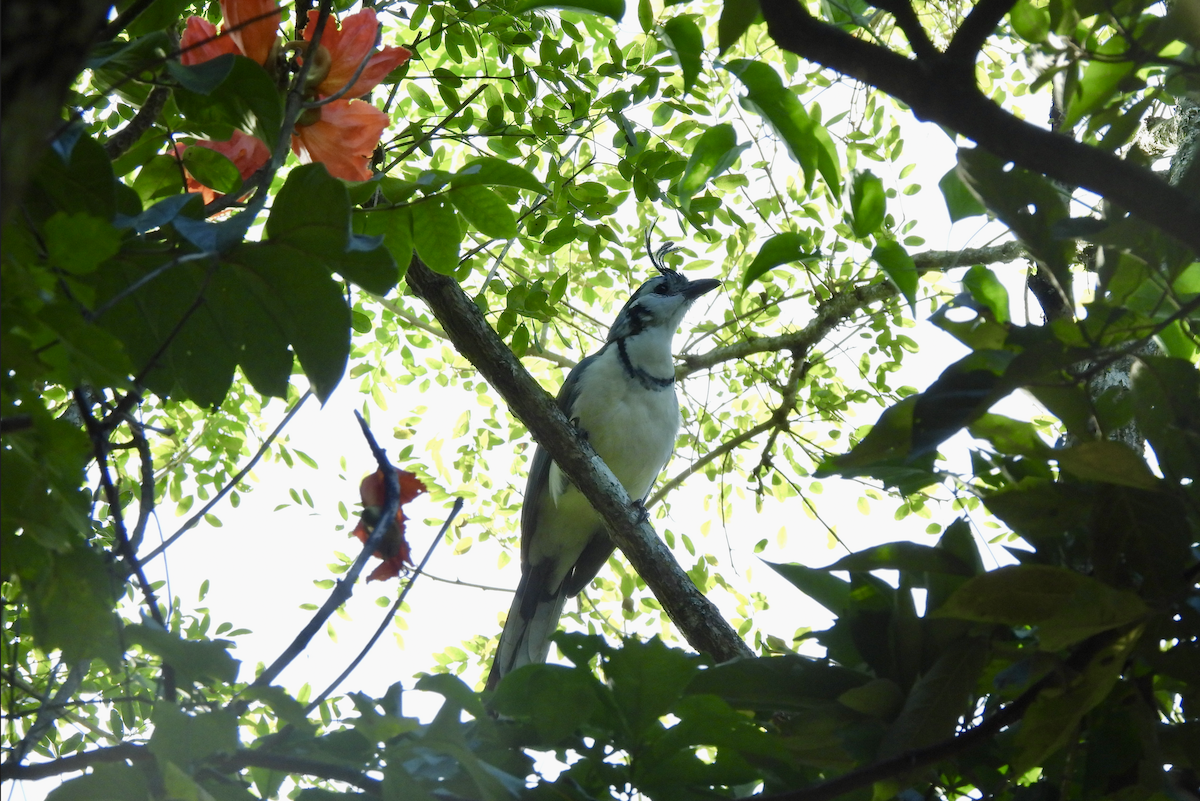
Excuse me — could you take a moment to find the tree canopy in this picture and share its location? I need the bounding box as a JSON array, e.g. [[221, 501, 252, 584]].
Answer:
[[2, 0, 1198, 797]]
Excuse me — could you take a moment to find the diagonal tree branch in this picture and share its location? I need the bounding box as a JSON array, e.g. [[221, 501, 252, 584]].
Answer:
[[757, 0, 1200, 252], [405, 256, 753, 664]]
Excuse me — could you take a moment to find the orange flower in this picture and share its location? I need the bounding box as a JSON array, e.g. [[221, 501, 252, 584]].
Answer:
[[301, 8, 411, 99], [180, 0, 281, 67], [351, 467, 428, 582], [176, 130, 271, 204], [291, 100, 390, 182]]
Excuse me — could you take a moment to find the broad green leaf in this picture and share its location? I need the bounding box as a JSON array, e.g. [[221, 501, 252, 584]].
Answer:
[[1132, 357, 1200, 480], [937, 166, 987, 222], [449, 185, 518, 239], [962, 264, 1010, 322], [741, 231, 816, 289], [876, 637, 990, 758], [1053, 440, 1159, 489], [837, 678, 904, 718], [149, 704, 240, 767], [452, 158, 547, 194], [818, 542, 973, 576], [871, 240, 918, 314], [956, 148, 1071, 292], [848, 170, 885, 238], [604, 637, 699, 739], [1014, 627, 1142, 773], [676, 123, 750, 214], [47, 765, 149, 801], [490, 664, 602, 744], [181, 145, 242, 195], [725, 59, 841, 194], [718, 0, 760, 53], [412, 197, 461, 274], [356, 208, 415, 280], [968, 413, 1050, 458], [0, 413, 92, 552], [662, 15, 704, 95], [44, 212, 121, 275], [934, 565, 1149, 650], [765, 561, 851, 615], [515, 0, 625, 20], [1063, 36, 1136, 129], [125, 623, 240, 686], [173, 55, 282, 147], [36, 302, 134, 388], [165, 54, 236, 94], [911, 351, 1011, 457], [1009, 0, 1050, 42], [32, 134, 117, 220], [23, 546, 123, 666], [688, 655, 870, 711]]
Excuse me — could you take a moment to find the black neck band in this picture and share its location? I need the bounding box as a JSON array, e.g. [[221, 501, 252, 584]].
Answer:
[[617, 338, 674, 391]]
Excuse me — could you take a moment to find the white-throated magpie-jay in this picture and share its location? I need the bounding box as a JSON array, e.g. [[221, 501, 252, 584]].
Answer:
[[486, 239, 720, 690]]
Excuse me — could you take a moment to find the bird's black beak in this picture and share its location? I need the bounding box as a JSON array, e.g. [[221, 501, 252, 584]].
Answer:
[[683, 278, 721, 300]]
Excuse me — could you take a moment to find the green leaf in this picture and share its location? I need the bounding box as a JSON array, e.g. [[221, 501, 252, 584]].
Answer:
[[662, 15, 704, 95], [876, 637, 990, 758], [765, 561, 851, 615], [449, 185, 518, 239], [962, 264, 1010, 322], [24, 546, 123, 666], [32, 134, 117, 220], [933, 565, 1149, 651], [268, 164, 398, 295], [848, 170, 885, 238], [1009, 0, 1050, 42], [181, 145, 242, 195], [173, 55, 282, 147], [47, 764, 150, 801], [1053, 440, 1159, 489], [44, 212, 121, 275], [956, 147, 1071, 293], [490, 664, 602, 744], [1132, 357, 1200, 480], [125, 623, 240, 686], [451, 158, 548, 194], [1062, 36, 1136, 129], [911, 351, 1011, 458], [725, 59, 840, 194], [741, 232, 816, 289], [604, 636, 699, 739], [149, 704, 240, 767], [871, 240, 918, 314], [676, 123, 750, 214], [937, 166, 987, 222], [818, 542, 973, 576], [165, 54, 236, 94], [36, 302, 134, 388], [689, 654, 870, 711], [718, 0, 761, 53], [356, 207, 414, 280], [1014, 627, 1142, 773], [514, 0, 625, 20], [0, 412, 92, 552], [967, 413, 1051, 458], [411, 197, 461, 274]]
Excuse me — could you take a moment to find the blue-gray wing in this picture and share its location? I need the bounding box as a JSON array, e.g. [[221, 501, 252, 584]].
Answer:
[[518, 347, 605, 569]]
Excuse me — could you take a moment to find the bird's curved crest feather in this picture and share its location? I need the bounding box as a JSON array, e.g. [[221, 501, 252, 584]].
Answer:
[[644, 223, 681, 277]]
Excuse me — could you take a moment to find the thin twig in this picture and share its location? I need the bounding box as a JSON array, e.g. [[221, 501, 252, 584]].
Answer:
[[248, 410, 401, 689], [381, 85, 486, 172], [305, 496, 464, 712], [138, 389, 313, 567]]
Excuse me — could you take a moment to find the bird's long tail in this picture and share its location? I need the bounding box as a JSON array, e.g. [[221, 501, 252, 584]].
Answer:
[[485, 569, 567, 691]]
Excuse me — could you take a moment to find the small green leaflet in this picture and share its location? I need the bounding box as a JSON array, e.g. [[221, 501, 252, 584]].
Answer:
[[514, 0, 625, 20], [676, 123, 749, 214], [741, 232, 818, 289], [848, 169, 885, 238], [872, 240, 918, 314], [662, 16, 704, 96]]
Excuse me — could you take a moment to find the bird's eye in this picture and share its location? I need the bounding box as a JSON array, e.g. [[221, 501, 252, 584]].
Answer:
[[653, 283, 669, 295]]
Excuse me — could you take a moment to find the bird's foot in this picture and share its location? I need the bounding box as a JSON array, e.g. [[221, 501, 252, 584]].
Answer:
[[631, 499, 651, 524], [570, 416, 590, 441]]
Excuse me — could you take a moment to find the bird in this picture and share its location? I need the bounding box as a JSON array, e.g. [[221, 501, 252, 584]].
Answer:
[[486, 235, 720, 691]]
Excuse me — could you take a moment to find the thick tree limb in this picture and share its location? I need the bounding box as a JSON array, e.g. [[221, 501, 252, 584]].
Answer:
[[758, 0, 1200, 252], [405, 256, 753, 664]]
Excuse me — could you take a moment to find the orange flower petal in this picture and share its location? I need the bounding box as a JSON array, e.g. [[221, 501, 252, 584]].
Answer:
[[304, 9, 411, 98], [180, 16, 240, 66], [219, 0, 281, 66], [177, 130, 270, 202], [291, 99, 390, 182]]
